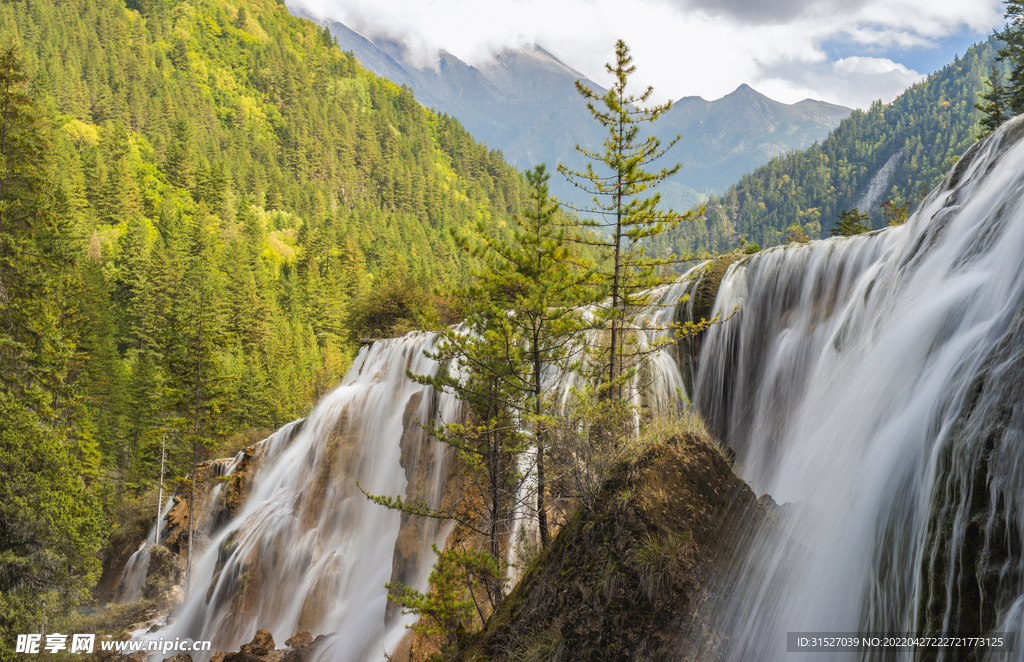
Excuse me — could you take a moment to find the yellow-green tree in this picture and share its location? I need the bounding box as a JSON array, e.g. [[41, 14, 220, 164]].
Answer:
[[559, 40, 703, 401]]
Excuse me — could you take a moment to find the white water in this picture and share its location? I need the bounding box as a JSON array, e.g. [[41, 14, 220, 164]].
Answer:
[[111, 497, 176, 605], [146, 333, 460, 661], [138, 270, 702, 659], [688, 118, 1024, 659]]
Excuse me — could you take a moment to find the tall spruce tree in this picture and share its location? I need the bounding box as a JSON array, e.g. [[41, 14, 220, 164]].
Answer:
[[558, 40, 702, 402], [977, 65, 1010, 136], [456, 164, 592, 548], [995, 0, 1024, 116], [0, 47, 104, 658], [362, 168, 590, 606], [460, 166, 589, 549]]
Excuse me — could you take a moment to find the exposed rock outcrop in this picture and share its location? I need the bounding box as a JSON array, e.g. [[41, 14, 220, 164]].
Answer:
[[206, 629, 332, 662], [452, 432, 770, 662]]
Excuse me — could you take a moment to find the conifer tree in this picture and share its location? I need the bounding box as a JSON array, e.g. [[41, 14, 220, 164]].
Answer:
[[995, 0, 1024, 116], [165, 118, 194, 191], [0, 47, 105, 656], [558, 40, 702, 402], [830, 208, 873, 237], [977, 64, 1010, 136], [457, 164, 592, 547]]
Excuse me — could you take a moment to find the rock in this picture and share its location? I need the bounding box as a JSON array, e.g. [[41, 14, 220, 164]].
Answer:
[[125, 654, 144, 662], [451, 436, 765, 661], [162, 655, 193, 662], [156, 584, 184, 610], [279, 634, 331, 662], [284, 632, 312, 649], [238, 629, 275, 657], [144, 546, 185, 600], [218, 652, 261, 662]]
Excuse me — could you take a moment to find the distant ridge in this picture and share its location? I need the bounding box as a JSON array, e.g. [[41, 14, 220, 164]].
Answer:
[[291, 6, 851, 210], [652, 38, 1002, 254]]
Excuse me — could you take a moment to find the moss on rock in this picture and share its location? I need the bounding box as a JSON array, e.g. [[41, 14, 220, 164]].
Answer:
[[453, 429, 766, 662]]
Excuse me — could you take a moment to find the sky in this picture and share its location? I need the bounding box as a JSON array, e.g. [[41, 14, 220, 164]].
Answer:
[[290, 0, 1008, 110]]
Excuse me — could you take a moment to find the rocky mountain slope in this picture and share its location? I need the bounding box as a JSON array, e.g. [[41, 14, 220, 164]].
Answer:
[[296, 10, 850, 211]]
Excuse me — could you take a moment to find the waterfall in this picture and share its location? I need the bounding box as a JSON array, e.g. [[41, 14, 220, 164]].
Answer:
[[111, 497, 176, 605], [685, 118, 1024, 659], [133, 117, 1024, 660], [147, 332, 460, 661], [139, 268, 704, 659]]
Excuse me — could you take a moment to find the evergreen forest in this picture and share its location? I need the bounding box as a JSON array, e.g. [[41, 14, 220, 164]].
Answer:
[[0, 0, 1017, 651], [657, 38, 1005, 252], [0, 0, 530, 640]]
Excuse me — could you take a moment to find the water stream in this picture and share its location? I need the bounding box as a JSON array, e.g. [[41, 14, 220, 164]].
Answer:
[[140, 117, 1024, 662], [687, 118, 1024, 660]]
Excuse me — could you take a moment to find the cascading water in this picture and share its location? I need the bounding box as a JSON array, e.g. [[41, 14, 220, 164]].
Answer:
[[141, 273, 703, 660], [148, 332, 460, 661], [130, 119, 1024, 660], [112, 497, 175, 605], [683, 117, 1024, 660]]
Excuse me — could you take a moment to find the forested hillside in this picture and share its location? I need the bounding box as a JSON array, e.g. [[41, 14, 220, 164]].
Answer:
[[0, 0, 527, 638], [658, 38, 1001, 252]]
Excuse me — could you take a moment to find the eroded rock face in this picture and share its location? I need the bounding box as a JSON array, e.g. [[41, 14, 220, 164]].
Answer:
[[452, 433, 770, 662], [143, 546, 186, 602], [162, 444, 265, 560]]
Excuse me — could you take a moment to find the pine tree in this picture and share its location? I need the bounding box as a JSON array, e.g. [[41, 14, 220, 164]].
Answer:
[[995, 0, 1024, 116], [457, 164, 592, 548], [977, 64, 1010, 136], [830, 208, 873, 237], [0, 47, 105, 657], [558, 40, 702, 401], [165, 118, 194, 191]]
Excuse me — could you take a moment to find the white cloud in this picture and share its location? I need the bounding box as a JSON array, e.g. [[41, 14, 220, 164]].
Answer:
[[755, 56, 925, 109], [290, 0, 1005, 109]]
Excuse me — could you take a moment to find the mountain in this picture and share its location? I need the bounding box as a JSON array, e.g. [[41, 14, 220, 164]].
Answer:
[[657, 39, 1002, 253], [298, 11, 851, 210]]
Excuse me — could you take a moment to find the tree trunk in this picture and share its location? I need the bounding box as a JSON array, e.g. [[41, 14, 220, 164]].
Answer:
[[533, 339, 548, 548], [185, 319, 203, 597]]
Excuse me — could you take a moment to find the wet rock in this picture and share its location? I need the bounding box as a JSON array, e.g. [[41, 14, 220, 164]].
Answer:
[[162, 445, 265, 557], [240, 630, 275, 657], [162, 655, 193, 662], [143, 546, 185, 600], [212, 632, 330, 662], [284, 632, 312, 649], [279, 634, 331, 662]]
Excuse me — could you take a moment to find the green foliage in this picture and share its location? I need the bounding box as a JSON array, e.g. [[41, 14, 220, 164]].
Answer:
[[0, 0, 528, 497], [784, 223, 809, 243], [656, 39, 1000, 251], [0, 47, 105, 658], [830, 208, 873, 237], [548, 386, 639, 513], [0, 401, 106, 660], [0, 0, 531, 633], [457, 164, 593, 547], [558, 40, 704, 400], [995, 0, 1024, 116], [348, 270, 434, 339], [386, 544, 499, 654], [880, 198, 911, 226], [976, 64, 1010, 136]]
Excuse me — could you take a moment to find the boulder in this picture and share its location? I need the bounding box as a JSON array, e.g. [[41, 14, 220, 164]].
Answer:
[[284, 632, 312, 649]]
